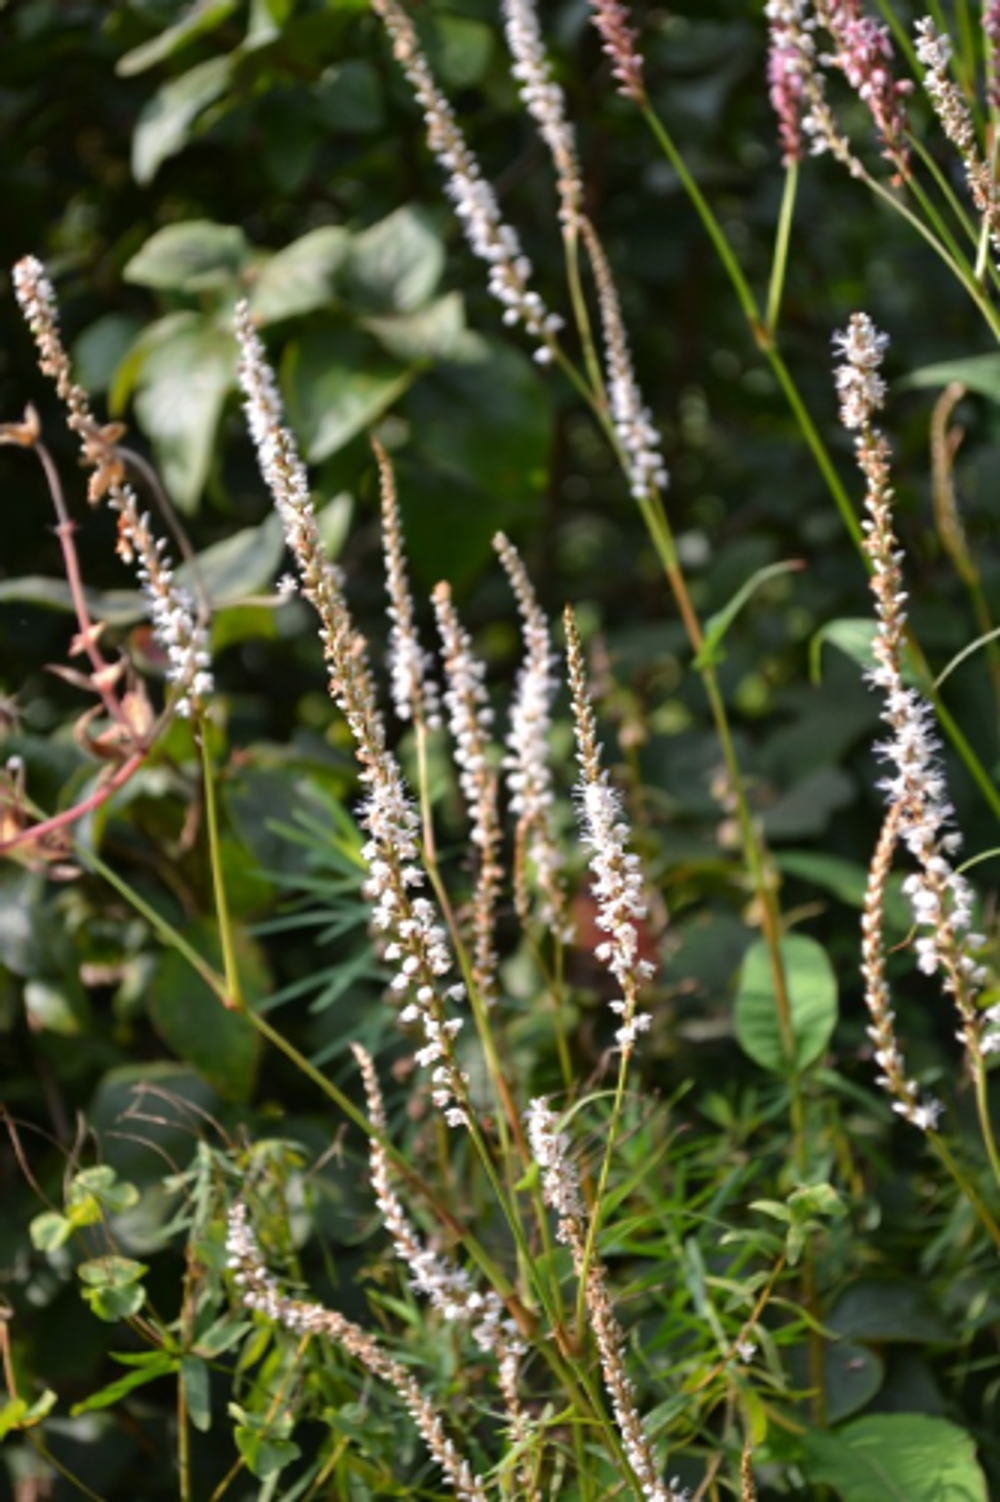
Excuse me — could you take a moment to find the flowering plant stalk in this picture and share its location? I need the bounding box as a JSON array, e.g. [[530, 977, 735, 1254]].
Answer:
[[7, 3, 1000, 1497]]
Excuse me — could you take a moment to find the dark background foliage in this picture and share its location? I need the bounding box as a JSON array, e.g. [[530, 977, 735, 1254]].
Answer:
[[2, 1, 1000, 1497]]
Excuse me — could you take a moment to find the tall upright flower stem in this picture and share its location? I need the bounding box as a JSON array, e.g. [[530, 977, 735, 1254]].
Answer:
[[638, 104, 1000, 825]]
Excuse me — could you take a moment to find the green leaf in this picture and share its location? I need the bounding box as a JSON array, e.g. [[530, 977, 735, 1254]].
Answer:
[[147, 921, 266, 1101], [810, 617, 920, 687], [0, 577, 143, 623], [176, 512, 287, 605], [194, 1320, 254, 1358], [117, 0, 240, 76], [802, 1414, 987, 1500], [24, 977, 92, 1036], [430, 14, 495, 88], [284, 323, 414, 463], [761, 768, 854, 841], [133, 320, 236, 511], [82, 1282, 147, 1322], [250, 226, 351, 324], [734, 933, 838, 1075], [828, 1280, 955, 1346], [777, 852, 913, 934], [340, 206, 444, 314], [0, 1390, 56, 1440], [364, 292, 469, 363], [824, 1342, 885, 1425], [234, 1427, 302, 1480], [78, 1257, 149, 1290], [181, 1355, 212, 1433], [73, 313, 145, 395], [123, 222, 248, 293], [68, 1167, 140, 1216], [694, 558, 803, 668], [131, 57, 235, 184], [70, 1354, 178, 1415], [29, 1211, 73, 1253], [902, 354, 1000, 401]]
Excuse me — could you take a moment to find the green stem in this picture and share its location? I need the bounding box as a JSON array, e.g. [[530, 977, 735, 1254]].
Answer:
[[564, 219, 607, 402], [197, 721, 243, 1010], [766, 161, 798, 336], [928, 1131, 1000, 1251]]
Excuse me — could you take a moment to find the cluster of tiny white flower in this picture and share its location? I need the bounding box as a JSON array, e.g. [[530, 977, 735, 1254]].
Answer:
[[226, 1203, 489, 1502], [375, 437, 441, 729], [582, 221, 668, 503], [832, 312, 889, 430], [433, 581, 502, 1005], [355, 1045, 522, 1356], [13, 257, 212, 719], [525, 1098, 682, 1500], [914, 18, 1000, 260], [565, 607, 655, 1055], [837, 312, 989, 1115], [115, 493, 212, 718], [525, 1097, 586, 1223], [235, 304, 470, 1128], [494, 532, 570, 939], [371, 0, 563, 360], [500, 0, 581, 225]]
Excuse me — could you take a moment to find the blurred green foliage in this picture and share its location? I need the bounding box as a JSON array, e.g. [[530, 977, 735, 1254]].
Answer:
[[3, 0, 1000, 1497]]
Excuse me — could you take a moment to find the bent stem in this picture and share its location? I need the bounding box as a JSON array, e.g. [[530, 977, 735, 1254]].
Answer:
[[639, 103, 1000, 825], [928, 1130, 1000, 1251]]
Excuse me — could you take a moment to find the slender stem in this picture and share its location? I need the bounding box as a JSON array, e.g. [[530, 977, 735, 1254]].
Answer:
[[972, 1062, 1000, 1194], [197, 720, 243, 1010], [564, 219, 607, 401], [928, 1131, 1000, 1251], [766, 162, 798, 336], [0, 747, 148, 857]]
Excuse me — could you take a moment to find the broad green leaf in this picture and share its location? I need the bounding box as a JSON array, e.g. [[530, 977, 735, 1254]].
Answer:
[[0, 577, 142, 623], [284, 323, 414, 463], [365, 292, 470, 363], [694, 558, 803, 668], [828, 1279, 955, 1345], [430, 14, 495, 87], [734, 933, 838, 1074], [29, 1211, 73, 1253], [181, 1356, 212, 1433], [176, 513, 287, 604], [147, 921, 266, 1100], [83, 1282, 147, 1322], [802, 1413, 987, 1500], [902, 354, 1000, 400], [250, 227, 351, 323], [340, 206, 444, 314], [776, 852, 912, 932], [68, 1166, 140, 1216], [73, 314, 145, 395], [117, 0, 239, 76], [313, 59, 383, 133], [24, 977, 92, 1036], [124, 222, 248, 293], [78, 1257, 149, 1290], [133, 320, 236, 511], [194, 1320, 254, 1358], [234, 1427, 302, 1480], [826, 1343, 885, 1425], [131, 57, 235, 184], [70, 1354, 178, 1415]]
